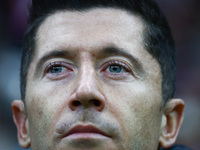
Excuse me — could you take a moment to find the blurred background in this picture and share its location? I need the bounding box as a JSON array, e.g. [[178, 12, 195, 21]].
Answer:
[[0, 0, 199, 149]]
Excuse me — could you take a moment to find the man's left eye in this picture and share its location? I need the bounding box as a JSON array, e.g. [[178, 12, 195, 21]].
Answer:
[[103, 60, 131, 74]]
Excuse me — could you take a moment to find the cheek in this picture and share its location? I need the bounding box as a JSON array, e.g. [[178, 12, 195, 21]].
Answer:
[[25, 83, 66, 144], [29, 97, 45, 119], [25, 96, 48, 147], [103, 82, 162, 147], [27, 84, 64, 122], [27, 96, 52, 135]]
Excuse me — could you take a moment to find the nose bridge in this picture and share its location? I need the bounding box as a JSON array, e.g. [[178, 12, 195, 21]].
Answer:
[[68, 60, 105, 111], [77, 62, 97, 95]]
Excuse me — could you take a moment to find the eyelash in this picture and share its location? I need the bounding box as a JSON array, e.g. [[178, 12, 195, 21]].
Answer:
[[101, 60, 132, 73], [44, 61, 73, 76], [43, 60, 133, 79]]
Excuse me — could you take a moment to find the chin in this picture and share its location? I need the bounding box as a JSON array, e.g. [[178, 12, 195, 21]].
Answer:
[[49, 137, 120, 150]]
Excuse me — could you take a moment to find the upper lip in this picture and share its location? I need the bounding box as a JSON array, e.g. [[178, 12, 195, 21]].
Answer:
[[64, 124, 110, 138]]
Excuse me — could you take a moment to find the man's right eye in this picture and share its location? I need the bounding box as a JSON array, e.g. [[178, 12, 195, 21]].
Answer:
[[44, 62, 74, 79], [49, 66, 66, 74]]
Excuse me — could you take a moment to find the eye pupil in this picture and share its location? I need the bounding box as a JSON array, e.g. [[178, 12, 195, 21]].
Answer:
[[109, 65, 122, 73], [50, 66, 63, 73]]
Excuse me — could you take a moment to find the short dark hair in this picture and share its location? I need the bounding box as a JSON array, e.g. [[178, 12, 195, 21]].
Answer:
[[21, 0, 176, 105]]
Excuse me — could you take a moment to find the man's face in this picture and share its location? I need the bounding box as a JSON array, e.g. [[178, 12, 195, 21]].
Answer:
[[25, 8, 163, 150]]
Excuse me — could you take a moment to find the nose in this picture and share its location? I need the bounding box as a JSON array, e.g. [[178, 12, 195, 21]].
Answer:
[[69, 65, 105, 111]]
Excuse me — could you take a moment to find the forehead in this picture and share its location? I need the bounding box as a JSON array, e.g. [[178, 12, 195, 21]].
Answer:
[[38, 8, 143, 34], [35, 8, 145, 56]]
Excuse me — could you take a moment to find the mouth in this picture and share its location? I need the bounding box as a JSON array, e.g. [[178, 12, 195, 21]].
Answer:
[[63, 124, 111, 139]]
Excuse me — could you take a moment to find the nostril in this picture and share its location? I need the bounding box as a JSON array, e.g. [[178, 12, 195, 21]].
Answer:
[[69, 98, 104, 111], [90, 99, 101, 107], [72, 100, 81, 107]]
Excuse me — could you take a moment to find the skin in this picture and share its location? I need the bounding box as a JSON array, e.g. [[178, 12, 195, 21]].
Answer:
[[12, 8, 184, 150]]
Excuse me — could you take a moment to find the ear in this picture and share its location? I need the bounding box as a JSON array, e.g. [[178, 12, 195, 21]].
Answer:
[[159, 99, 184, 148], [12, 100, 31, 148]]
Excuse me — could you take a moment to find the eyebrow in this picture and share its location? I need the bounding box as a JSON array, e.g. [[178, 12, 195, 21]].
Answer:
[[34, 46, 146, 78], [36, 50, 72, 70]]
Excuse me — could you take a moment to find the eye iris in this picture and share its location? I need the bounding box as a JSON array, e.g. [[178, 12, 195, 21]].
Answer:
[[109, 65, 122, 73], [50, 66, 63, 73]]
